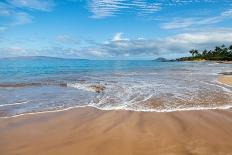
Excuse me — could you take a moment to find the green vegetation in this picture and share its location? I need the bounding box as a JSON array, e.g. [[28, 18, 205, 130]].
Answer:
[[177, 44, 232, 61]]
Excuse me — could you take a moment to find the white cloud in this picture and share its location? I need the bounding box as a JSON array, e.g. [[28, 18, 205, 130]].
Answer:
[[112, 32, 129, 41], [1, 29, 232, 58], [221, 8, 232, 16], [79, 29, 232, 58], [7, 0, 55, 11], [88, 0, 126, 18], [0, 2, 33, 27], [166, 31, 232, 44], [161, 8, 232, 29], [88, 0, 161, 18], [87, 0, 226, 19], [0, 46, 28, 57]]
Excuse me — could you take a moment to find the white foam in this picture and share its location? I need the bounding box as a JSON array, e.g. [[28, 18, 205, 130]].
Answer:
[[0, 101, 30, 107], [67, 83, 95, 92], [1, 102, 232, 119], [200, 81, 232, 93], [114, 72, 157, 76], [2, 66, 232, 119]]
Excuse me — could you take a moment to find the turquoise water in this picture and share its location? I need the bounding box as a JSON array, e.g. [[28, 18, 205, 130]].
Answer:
[[0, 57, 232, 117]]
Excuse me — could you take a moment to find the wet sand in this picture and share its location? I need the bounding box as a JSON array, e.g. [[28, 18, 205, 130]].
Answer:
[[1, 107, 232, 155], [218, 75, 232, 87]]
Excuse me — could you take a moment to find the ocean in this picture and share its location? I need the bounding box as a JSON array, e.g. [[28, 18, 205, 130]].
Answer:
[[0, 57, 231, 117]]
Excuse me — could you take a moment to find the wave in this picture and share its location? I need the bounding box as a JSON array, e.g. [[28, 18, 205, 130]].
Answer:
[[1, 103, 232, 119], [200, 81, 232, 93], [67, 83, 106, 93], [0, 101, 30, 107], [0, 82, 68, 88], [113, 72, 157, 77]]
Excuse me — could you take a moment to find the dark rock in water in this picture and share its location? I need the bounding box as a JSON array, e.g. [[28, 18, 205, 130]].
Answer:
[[219, 72, 232, 75], [89, 84, 106, 93], [0, 83, 42, 88], [60, 83, 67, 87], [153, 57, 170, 62]]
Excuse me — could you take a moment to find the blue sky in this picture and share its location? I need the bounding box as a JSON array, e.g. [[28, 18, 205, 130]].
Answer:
[[0, 0, 232, 59]]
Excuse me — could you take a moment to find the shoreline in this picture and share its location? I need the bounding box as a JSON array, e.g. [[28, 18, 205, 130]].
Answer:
[[1, 107, 232, 155], [1, 70, 232, 155], [1, 103, 232, 119], [177, 60, 232, 64], [1, 73, 231, 119]]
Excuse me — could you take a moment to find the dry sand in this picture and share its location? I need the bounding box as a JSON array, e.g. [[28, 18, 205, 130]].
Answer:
[[218, 75, 232, 87], [1, 107, 232, 155]]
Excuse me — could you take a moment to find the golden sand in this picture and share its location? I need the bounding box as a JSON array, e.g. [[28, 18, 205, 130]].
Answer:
[[218, 75, 232, 86], [1, 107, 232, 155]]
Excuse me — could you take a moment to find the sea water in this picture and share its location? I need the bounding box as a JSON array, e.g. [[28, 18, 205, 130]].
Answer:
[[0, 57, 232, 117]]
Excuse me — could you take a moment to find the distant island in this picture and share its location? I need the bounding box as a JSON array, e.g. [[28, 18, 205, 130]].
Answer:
[[153, 57, 170, 62], [0, 56, 89, 61], [176, 44, 232, 61]]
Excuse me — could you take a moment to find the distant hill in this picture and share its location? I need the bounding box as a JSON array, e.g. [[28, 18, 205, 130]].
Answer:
[[153, 57, 170, 62], [0, 56, 89, 61]]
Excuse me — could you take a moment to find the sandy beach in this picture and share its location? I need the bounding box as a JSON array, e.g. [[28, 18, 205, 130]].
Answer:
[[0, 70, 232, 155], [0, 75, 232, 155], [218, 75, 232, 86], [1, 0, 232, 154], [1, 107, 232, 155]]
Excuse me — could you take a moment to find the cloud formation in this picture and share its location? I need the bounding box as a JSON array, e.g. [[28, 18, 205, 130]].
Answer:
[[2, 29, 231, 59], [0, 0, 55, 31], [112, 32, 129, 41], [87, 0, 227, 19], [0, 0, 232, 59], [161, 8, 232, 29], [88, 0, 161, 18], [7, 0, 55, 11], [78, 29, 232, 58]]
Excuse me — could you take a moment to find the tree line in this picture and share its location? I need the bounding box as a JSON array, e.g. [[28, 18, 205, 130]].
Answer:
[[176, 44, 232, 61]]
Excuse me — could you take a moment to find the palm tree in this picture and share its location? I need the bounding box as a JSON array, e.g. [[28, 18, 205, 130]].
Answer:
[[180, 44, 232, 61], [229, 45, 232, 50], [189, 49, 199, 57], [189, 49, 195, 56], [202, 49, 208, 57]]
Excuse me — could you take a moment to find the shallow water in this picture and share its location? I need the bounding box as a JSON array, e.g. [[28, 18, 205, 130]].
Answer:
[[0, 57, 232, 117]]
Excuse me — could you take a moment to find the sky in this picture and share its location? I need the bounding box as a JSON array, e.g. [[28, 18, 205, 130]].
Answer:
[[0, 0, 232, 59]]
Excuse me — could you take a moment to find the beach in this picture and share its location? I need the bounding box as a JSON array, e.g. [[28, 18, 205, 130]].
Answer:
[[1, 0, 232, 154], [1, 107, 232, 155], [218, 75, 232, 87], [0, 60, 232, 155]]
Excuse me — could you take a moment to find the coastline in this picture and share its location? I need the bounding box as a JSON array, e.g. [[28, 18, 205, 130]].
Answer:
[[177, 60, 232, 64], [1, 107, 232, 155], [0, 61, 232, 155]]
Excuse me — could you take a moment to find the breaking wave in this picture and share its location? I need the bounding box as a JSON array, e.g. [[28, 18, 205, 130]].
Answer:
[[1, 61, 232, 118]]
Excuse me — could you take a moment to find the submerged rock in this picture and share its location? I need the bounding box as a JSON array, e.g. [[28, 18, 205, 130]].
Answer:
[[219, 72, 232, 75], [89, 84, 106, 93]]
